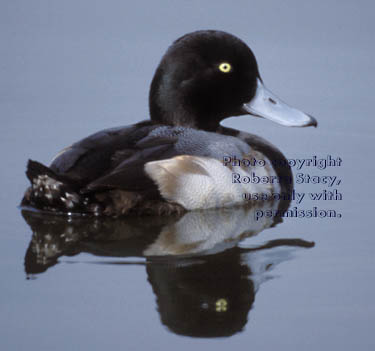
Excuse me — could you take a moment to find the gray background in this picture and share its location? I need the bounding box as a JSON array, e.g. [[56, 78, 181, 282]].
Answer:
[[1, 0, 374, 350]]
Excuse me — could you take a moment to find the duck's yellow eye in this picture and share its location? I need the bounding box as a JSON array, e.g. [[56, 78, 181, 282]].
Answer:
[[218, 62, 232, 73]]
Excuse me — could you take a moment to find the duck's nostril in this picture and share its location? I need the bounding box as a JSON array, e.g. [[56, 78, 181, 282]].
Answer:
[[268, 97, 277, 104]]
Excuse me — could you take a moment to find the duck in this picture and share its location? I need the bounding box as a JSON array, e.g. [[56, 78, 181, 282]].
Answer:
[[21, 30, 317, 217]]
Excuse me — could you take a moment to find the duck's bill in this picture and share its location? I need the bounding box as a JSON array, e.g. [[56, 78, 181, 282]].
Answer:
[[243, 78, 317, 127]]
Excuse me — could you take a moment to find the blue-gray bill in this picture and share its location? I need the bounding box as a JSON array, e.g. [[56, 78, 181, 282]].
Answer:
[[243, 78, 317, 127]]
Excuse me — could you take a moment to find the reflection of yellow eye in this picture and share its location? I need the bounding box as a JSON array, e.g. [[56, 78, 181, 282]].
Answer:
[[218, 62, 232, 73], [215, 298, 228, 312]]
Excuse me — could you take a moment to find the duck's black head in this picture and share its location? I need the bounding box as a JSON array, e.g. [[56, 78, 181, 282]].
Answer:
[[149, 30, 316, 131]]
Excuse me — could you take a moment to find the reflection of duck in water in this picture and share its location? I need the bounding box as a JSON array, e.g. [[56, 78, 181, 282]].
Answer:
[[147, 240, 313, 337], [22, 200, 313, 337], [22, 30, 316, 216]]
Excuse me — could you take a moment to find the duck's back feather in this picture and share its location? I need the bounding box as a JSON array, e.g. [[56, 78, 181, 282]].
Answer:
[[50, 121, 156, 185]]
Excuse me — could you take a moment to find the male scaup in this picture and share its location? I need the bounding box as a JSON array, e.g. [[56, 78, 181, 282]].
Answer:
[[21, 30, 317, 216]]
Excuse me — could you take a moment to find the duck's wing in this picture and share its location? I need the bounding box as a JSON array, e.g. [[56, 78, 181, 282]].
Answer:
[[50, 122, 153, 184], [84, 134, 181, 192], [49, 122, 188, 193]]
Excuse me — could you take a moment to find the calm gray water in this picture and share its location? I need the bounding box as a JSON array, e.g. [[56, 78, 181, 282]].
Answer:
[[1, 1, 374, 350]]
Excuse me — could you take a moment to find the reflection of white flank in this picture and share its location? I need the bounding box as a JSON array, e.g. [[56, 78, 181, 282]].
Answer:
[[143, 199, 281, 256]]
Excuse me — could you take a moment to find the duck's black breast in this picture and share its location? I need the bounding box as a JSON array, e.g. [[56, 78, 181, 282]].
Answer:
[[218, 125, 293, 194]]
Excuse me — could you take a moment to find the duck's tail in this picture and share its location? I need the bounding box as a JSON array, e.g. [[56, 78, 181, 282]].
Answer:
[[22, 160, 87, 214], [25, 159, 61, 184]]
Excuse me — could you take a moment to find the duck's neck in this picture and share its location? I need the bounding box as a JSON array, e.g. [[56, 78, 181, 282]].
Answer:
[[151, 111, 222, 132], [149, 93, 222, 131]]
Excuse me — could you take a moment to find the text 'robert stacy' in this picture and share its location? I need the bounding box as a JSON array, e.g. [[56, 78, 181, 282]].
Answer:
[[224, 155, 342, 188]]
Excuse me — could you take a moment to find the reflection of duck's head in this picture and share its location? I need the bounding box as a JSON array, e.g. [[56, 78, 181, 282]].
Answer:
[[146, 249, 255, 338], [146, 239, 314, 338], [150, 30, 316, 130]]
